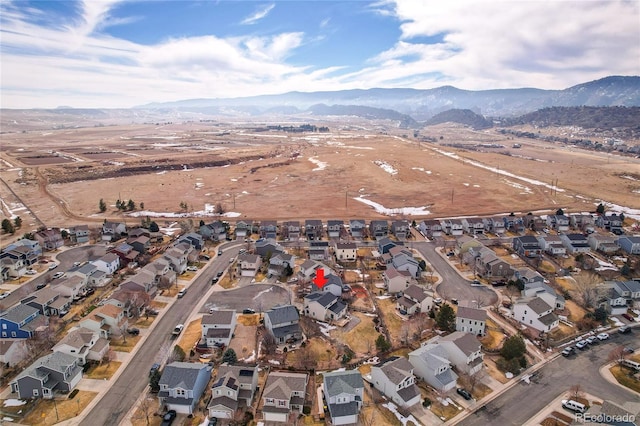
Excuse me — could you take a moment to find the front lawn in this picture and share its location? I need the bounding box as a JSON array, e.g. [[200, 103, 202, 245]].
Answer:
[[84, 361, 122, 379], [610, 364, 640, 393], [21, 391, 98, 426]]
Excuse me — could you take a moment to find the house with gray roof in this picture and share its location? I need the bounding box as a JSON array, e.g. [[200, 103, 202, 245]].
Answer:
[[617, 236, 640, 255], [208, 364, 258, 420], [369, 220, 389, 239], [259, 220, 278, 239], [53, 327, 109, 365], [536, 234, 566, 256], [255, 239, 284, 258], [370, 356, 421, 408], [236, 253, 261, 278], [264, 305, 302, 344], [158, 362, 212, 414], [21, 287, 69, 317], [612, 280, 640, 308], [408, 343, 458, 392], [0, 339, 28, 367], [513, 296, 559, 333], [560, 233, 591, 254], [201, 309, 237, 348], [396, 284, 433, 316], [0, 304, 42, 338], [522, 281, 565, 310], [234, 220, 252, 239], [303, 292, 347, 323], [384, 266, 414, 294], [327, 220, 344, 239], [456, 306, 487, 336], [262, 371, 309, 423], [268, 252, 295, 278], [199, 221, 227, 242], [588, 233, 619, 254], [323, 369, 364, 425], [438, 331, 484, 375], [282, 221, 301, 241], [305, 219, 323, 240], [10, 351, 83, 399], [334, 242, 357, 262], [348, 219, 366, 239]]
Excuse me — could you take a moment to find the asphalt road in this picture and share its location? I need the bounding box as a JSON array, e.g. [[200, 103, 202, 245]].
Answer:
[[459, 332, 640, 426], [413, 241, 499, 307]]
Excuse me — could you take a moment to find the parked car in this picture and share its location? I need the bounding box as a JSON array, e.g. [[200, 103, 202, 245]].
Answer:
[[48, 263, 58, 270], [585, 336, 598, 345], [211, 277, 219, 284], [229, 257, 235, 263], [216, 271, 224, 277], [208, 417, 218, 426], [149, 363, 160, 376], [243, 308, 256, 314], [172, 324, 184, 336], [457, 388, 473, 400], [127, 328, 140, 336], [0, 292, 10, 300], [160, 409, 177, 426], [619, 325, 631, 334], [177, 288, 187, 298], [218, 250, 223, 256], [186, 266, 198, 272], [596, 332, 610, 340], [624, 347, 635, 354], [52, 272, 66, 279], [451, 298, 459, 305], [575, 340, 588, 350], [622, 313, 635, 321], [25, 269, 37, 275], [36, 283, 47, 290], [561, 347, 575, 357], [434, 298, 443, 305], [200, 254, 211, 261]]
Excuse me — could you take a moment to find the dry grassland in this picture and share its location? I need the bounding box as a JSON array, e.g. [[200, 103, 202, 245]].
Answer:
[[1, 120, 638, 230], [84, 361, 122, 379], [330, 312, 378, 356], [20, 391, 98, 426]]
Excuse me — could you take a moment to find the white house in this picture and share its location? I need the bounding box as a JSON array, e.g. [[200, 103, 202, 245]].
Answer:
[[455, 306, 487, 336], [370, 357, 421, 408], [396, 284, 433, 315], [513, 297, 559, 333], [384, 267, 414, 294], [201, 310, 237, 348], [323, 370, 364, 425], [438, 332, 484, 375], [236, 253, 262, 278], [92, 253, 120, 275], [303, 292, 348, 323], [208, 364, 258, 420], [408, 343, 458, 392], [334, 242, 357, 262], [53, 327, 110, 365]]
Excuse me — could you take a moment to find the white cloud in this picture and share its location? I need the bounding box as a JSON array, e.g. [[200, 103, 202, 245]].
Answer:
[[240, 3, 275, 25]]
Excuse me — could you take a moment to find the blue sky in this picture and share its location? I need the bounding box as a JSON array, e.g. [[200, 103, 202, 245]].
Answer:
[[1, 0, 638, 108]]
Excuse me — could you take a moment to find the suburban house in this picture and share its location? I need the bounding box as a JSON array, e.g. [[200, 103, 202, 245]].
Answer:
[[617, 236, 640, 255], [261, 371, 309, 423], [513, 267, 545, 286], [391, 220, 410, 239], [456, 306, 487, 336], [179, 232, 204, 251], [438, 331, 485, 375], [236, 253, 262, 278], [596, 213, 623, 235], [522, 214, 545, 232], [334, 242, 357, 262], [569, 213, 596, 233], [369, 220, 389, 239], [310, 271, 345, 297], [370, 356, 421, 408], [234, 220, 252, 239], [502, 215, 525, 233], [546, 214, 570, 232], [322, 369, 364, 425], [308, 241, 330, 261], [21, 287, 70, 317], [472, 247, 513, 282], [260, 221, 278, 239], [107, 287, 150, 317], [35, 228, 64, 251], [282, 221, 301, 241], [0, 255, 25, 279], [53, 275, 86, 300], [201, 310, 237, 348], [483, 217, 506, 235], [53, 327, 110, 365], [441, 219, 463, 236], [298, 259, 324, 281], [0, 340, 28, 367], [1, 239, 42, 264], [408, 343, 458, 392], [255, 239, 284, 258], [327, 220, 344, 239], [536, 235, 567, 256], [456, 235, 484, 255], [158, 362, 212, 415], [72, 263, 109, 288], [199, 220, 227, 242], [69, 225, 90, 244], [513, 297, 559, 333], [111, 243, 139, 267], [305, 219, 323, 240], [0, 304, 42, 338], [418, 219, 443, 238], [130, 265, 162, 294], [127, 235, 151, 254], [396, 284, 433, 316], [348, 219, 367, 239], [164, 243, 191, 275], [512, 235, 542, 258], [268, 253, 295, 278], [559, 233, 591, 254], [600, 286, 631, 316], [522, 281, 565, 310], [390, 249, 420, 279], [588, 233, 619, 254], [611, 280, 640, 308], [208, 364, 259, 420], [303, 292, 348, 323], [377, 237, 398, 255], [264, 305, 302, 344], [101, 221, 127, 242], [383, 267, 414, 294], [462, 217, 485, 235], [78, 304, 127, 339], [10, 351, 83, 399], [92, 252, 121, 275]]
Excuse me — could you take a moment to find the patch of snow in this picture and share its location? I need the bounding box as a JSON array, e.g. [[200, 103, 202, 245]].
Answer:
[[382, 402, 420, 426], [353, 196, 430, 216], [373, 160, 398, 175], [241, 350, 256, 363], [3, 399, 26, 407], [376, 295, 392, 300], [268, 359, 280, 365], [308, 157, 328, 171], [318, 321, 337, 337]]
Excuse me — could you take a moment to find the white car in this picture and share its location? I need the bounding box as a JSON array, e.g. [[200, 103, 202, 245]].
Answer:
[[25, 269, 37, 275], [52, 272, 66, 279], [186, 266, 198, 272], [0, 292, 10, 300], [575, 340, 588, 349], [596, 332, 610, 340], [48, 263, 58, 270]]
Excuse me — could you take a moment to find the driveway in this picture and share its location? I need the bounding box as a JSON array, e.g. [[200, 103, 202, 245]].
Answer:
[[203, 284, 290, 313]]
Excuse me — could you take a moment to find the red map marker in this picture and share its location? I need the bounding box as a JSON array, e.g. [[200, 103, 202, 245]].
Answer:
[[313, 268, 328, 289]]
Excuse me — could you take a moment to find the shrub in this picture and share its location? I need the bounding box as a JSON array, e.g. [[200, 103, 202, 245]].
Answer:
[[423, 398, 432, 407], [303, 406, 311, 415], [68, 389, 79, 399]]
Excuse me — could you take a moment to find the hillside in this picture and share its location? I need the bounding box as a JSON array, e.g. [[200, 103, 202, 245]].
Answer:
[[425, 109, 493, 130]]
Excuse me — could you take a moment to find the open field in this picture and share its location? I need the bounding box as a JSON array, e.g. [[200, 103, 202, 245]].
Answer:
[[1, 119, 639, 231]]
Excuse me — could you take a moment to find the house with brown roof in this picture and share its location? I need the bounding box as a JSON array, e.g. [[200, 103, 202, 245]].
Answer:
[[208, 364, 259, 420], [35, 228, 64, 251], [383, 266, 414, 294], [262, 371, 309, 423], [78, 304, 127, 339], [396, 284, 433, 316]]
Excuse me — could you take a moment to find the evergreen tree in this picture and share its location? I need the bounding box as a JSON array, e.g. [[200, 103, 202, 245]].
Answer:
[[99, 198, 107, 212], [375, 335, 391, 352], [127, 199, 135, 211], [596, 203, 605, 214], [13, 216, 22, 229], [436, 303, 456, 331], [501, 335, 526, 360], [222, 348, 237, 364], [1, 219, 15, 234], [149, 221, 159, 232]]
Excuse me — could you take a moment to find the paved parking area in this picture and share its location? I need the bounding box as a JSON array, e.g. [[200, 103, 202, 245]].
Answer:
[[203, 283, 290, 312]]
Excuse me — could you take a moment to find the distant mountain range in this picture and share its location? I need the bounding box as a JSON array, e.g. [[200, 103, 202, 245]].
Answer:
[[136, 75, 640, 121]]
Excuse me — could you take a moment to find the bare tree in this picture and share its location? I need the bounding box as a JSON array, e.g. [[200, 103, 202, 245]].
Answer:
[[102, 349, 117, 365], [569, 384, 584, 401], [573, 272, 603, 308], [608, 346, 628, 365], [359, 408, 377, 426], [134, 395, 155, 426], [262, 332, 277, 356], [504, 285, 520, 305]]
